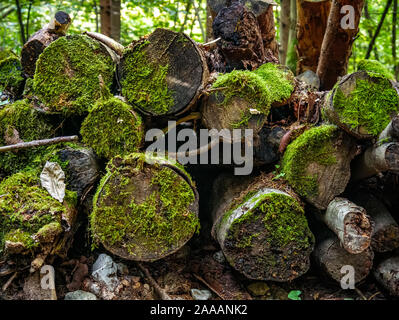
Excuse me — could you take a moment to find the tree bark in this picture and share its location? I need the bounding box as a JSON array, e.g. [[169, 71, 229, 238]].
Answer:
[[378, 115, 399, 143], [110, 0, 121, 42], [374, 256, 399, 297], [21, 11, 71, 78], [317, 0, 365, 90], [100, 0, 111, 37], [286, 0, 298, 72], [296, 0, 331, 74], [210, 173, 315, 282], [350, 192, 399, 253], [322, 197, 373, 254], [280, 0, 291, 65]]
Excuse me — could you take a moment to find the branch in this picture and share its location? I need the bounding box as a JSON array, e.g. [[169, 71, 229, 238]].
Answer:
[[0, 136, 79, 153], [137, 263, 171, 300], [15, 0, 26, 45]]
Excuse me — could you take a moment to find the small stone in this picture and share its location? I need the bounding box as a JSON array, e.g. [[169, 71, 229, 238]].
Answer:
[[92, 253, 119, 291], [190, 289, 212, 300], [247, 282, 270, 296], [64, 290, 97, 300], [143, 283, 150, 290], [213, 251, 226, 264]]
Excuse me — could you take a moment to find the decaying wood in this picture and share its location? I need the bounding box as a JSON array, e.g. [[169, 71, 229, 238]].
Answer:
[[316, 0, 365, 90], [322, 197, 373, 254], [254, 126, 287, 165], [351, 192, 399, 253], [378, 115, 399, 143], [296, 0, 331, 74], [0, 136, 78, 153], [84, 31, 124, 56], [21, 11, 71, 77], [374, 256, 399, 297], [210, 173, 314, 282], [313, 236, 374, 284]]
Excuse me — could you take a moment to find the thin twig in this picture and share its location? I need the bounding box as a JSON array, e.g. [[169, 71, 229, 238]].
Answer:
[[193, 274, 224, 300], [200, 37, 221, 47], [355, 288, 368, 301], [368, 291, 381, 300], [0, 136, 78, 153], [137, 263, 172, 300], [2, 272, 17, 292]]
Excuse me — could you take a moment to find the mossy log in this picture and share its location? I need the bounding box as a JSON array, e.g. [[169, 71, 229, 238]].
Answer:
[[313, 236, 374, 284], [280, 125, 357, 210], [90, 153, 200, 262], [21, 11, 71, 78], [0, 53, 24, 99], [296, 0, 331, 74], [201, 63, 294, 134], [119, 28, 208, 117], [211, 173, 315, 281], [81, 97, 144, 159], [322, 197, 373, 254], [0, 170, 78, 270], [208, 0, 279, 65], [350, 192, 399, 253], [374, 256, 399, 297], [351, 142, 399, 181], [322, 71, 399, 139], [32, 34, 116, 115]]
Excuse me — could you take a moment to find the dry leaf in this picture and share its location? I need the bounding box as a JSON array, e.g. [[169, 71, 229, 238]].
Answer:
[[40, 161, 66, 203]]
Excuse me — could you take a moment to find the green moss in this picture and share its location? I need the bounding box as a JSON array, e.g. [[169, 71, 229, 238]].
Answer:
[[121, 41, 174, 116], [280, 125, 338, 198], [81, 97, 144, 159], [33, 34, 115, 115], [0, 170, 72, 256], [90, 154, 200, 256], [332, 76, 399, 136], [357, 59, 395, 81], [0, 56, 24, 93]]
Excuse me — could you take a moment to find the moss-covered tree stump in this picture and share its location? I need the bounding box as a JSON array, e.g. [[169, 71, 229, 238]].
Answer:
[[211, 173, 314, 281], [323, 71, 399, 139], [91, 153, 200, 262], [32, 34, 116, 115], [0, 170, 78, 267], [119, 28, 208, 116], [0, 53, 24, 98], [280, 125, 357, 210], [81, 97, 144, 159], [202, 63, 294, 134]]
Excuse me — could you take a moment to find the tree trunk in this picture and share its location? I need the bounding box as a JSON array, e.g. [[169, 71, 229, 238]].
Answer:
[[21, 11, 71, 78], [313, 236, 374, 284], [296, 0, 331, 74], [90, 154, 200, 262], [119, 28, 208, 117], [280, 0, 291, 65], [350, 192, 399, 253], [374, 256, 399, 297], [317, 0, 365, 90], [322, 197, 373, 254], [110, 0, 121, 42], [286, 0, 298, 73], [100, 0, 111, 37], [210, 173, 315, 282]]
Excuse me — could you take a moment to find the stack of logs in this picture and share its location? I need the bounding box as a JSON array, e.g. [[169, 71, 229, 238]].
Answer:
[[1, 0, 399, 299]]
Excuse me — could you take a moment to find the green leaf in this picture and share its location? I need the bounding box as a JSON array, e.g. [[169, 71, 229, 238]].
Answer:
[[288, 290, 302, 300]]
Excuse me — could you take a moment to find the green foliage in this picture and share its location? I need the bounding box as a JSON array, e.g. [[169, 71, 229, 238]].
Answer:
[[357, 59, 396, 80], [281, 125, 338, 198], [332, 75, 399, 136], [288, 290, 302, 300], [81, 97, 144, 159], [33, 34, 115, 115], [121, 41, 174, 115]]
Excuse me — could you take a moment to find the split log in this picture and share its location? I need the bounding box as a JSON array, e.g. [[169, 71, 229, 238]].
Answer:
[[254, 126, 287, 165], [280, 125, 357, 209], [32, 34, 117, 115], [378, 115, 399, 143], [21, 11, 71, 78], [374, 256, 399, 297], [208, 0, 279, 66], [317, 0, 365, 90], [313, 236, 374, 284], [350, 192, 399, 253], [296, 0, 331, 74], [322, 197, 373, 254], [119, 28, 208, 117], [90, 153, 200, 262], [351, 142, 399, 181], [211, 173, 315, 281], [322, 71, 399, 139]]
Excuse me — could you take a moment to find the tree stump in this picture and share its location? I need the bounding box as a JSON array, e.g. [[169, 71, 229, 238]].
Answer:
[[374, 256, 399, 297], [119, 28, 208, 117], [90, 153, 200, 262]]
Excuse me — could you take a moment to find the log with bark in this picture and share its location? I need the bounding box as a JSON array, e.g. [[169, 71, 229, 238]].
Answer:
[[210, 173, 315, 281], [90, 153, 200, 262], [374, 255, 399, 297], [322, 197, 373, 254], [280, 124, 357, 209], [316, 0, 365, 90], [350, 192, 399, 253], [21, 11, 71, 78], [296, 0, 331, 74], [378, 115, 399, 144], [119, 28, 208, 117], [322, 71, 399, 140]]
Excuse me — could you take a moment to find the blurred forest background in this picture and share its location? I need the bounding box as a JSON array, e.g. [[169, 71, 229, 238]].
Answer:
[[0, 0, 397, 78]]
